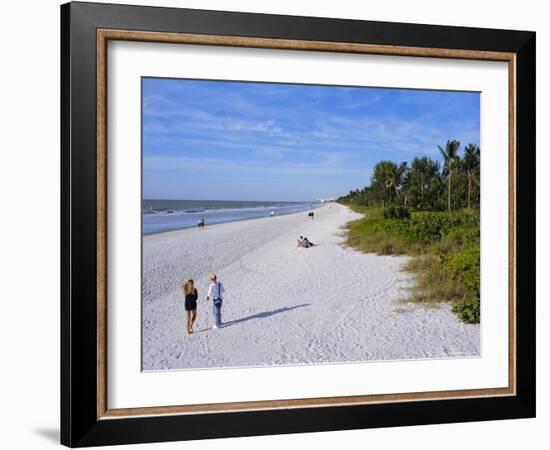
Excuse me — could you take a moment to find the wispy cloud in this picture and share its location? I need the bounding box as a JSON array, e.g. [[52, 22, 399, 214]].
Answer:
[[142, 78, 480, 200]]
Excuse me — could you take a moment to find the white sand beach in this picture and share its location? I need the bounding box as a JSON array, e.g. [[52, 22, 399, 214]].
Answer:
[[142, 203, 479, 370]]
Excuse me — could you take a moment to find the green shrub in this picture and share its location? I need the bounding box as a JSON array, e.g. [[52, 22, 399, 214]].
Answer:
[[383, 206, 411, 220], [444, 245, 480, 324], [452, 297, 480, 324], [443, 245, 480, 296]]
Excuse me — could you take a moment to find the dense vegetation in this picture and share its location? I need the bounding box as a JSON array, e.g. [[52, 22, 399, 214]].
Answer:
[[338, 140, 480, 324], [339, 140, 480, 212]]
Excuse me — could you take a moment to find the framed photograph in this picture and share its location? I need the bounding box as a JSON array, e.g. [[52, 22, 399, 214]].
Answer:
[[61, 1, 536, 447]]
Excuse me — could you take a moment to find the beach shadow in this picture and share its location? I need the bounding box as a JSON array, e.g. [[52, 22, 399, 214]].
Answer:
[[222, 304, 310, 328], [34, 428, 59, 443], [190, 328, 210, 334], [298, 244, 319, 249]]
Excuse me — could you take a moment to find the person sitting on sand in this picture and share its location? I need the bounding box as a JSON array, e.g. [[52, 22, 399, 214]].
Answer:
[[182, 279, 198, 334], [206, 273, 225, 329], [303, 237, 315, 248], [297, 236, 305, 248]]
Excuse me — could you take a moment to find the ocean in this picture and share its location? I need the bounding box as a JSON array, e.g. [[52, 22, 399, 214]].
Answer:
[[143, 199, 320, 235]]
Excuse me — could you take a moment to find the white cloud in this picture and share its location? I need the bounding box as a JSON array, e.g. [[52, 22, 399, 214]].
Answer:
[[143, 151, 357, 177]]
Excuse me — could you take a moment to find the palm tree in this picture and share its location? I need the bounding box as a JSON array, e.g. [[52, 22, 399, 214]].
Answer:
[[408, 157, 440, 208], [383, 162, 408, 204], [438, 140, 461, 212], [462, 144, 480, 209], [372, 161, 397, 204], [384, 177, 393, 203], [396, 162, 409, 205]]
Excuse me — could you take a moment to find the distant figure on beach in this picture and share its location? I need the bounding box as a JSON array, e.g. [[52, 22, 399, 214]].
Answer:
[[308, 211, 315, 219], [197, 217, 205, 227], [270, 211, 275, 217], [182, 279, 198, 334], [207, 273, 225, 329], [303, 237, 316, 248], [297, 236, 316, 248]]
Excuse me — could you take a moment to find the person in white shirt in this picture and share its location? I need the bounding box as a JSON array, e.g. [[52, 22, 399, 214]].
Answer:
[[206, 273, 225, 329]]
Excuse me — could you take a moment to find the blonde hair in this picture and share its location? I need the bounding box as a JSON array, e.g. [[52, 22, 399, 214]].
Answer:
[[183, 279, 195, 295], [210, 273, 217, 282]]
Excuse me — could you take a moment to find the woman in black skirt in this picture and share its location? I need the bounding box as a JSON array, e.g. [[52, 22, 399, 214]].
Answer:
[[182, 279, 198, 334]]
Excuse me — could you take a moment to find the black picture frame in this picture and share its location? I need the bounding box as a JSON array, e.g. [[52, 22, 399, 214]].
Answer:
[[61, 1, 535, 447]]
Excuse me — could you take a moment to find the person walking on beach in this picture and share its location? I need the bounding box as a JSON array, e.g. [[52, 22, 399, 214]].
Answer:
[[207, 274, 225, 329], [182, 279, 198, 334]]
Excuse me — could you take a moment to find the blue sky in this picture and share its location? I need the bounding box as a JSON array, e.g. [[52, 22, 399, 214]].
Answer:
[[142, 78, 480, 201]]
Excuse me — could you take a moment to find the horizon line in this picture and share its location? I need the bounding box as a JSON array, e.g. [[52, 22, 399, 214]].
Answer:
[[142, 198, 329, 203]]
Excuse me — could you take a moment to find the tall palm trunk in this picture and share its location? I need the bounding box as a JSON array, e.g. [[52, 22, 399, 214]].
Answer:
[[420, 172, 424, 205], [467, 172, 472, 209], [447, 161, 452, 212]]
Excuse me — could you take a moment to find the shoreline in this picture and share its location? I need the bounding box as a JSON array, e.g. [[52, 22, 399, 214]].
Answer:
[[141, 202, 324, 238], [143, 202, 325, 238], [142, 202, 479, 370]]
